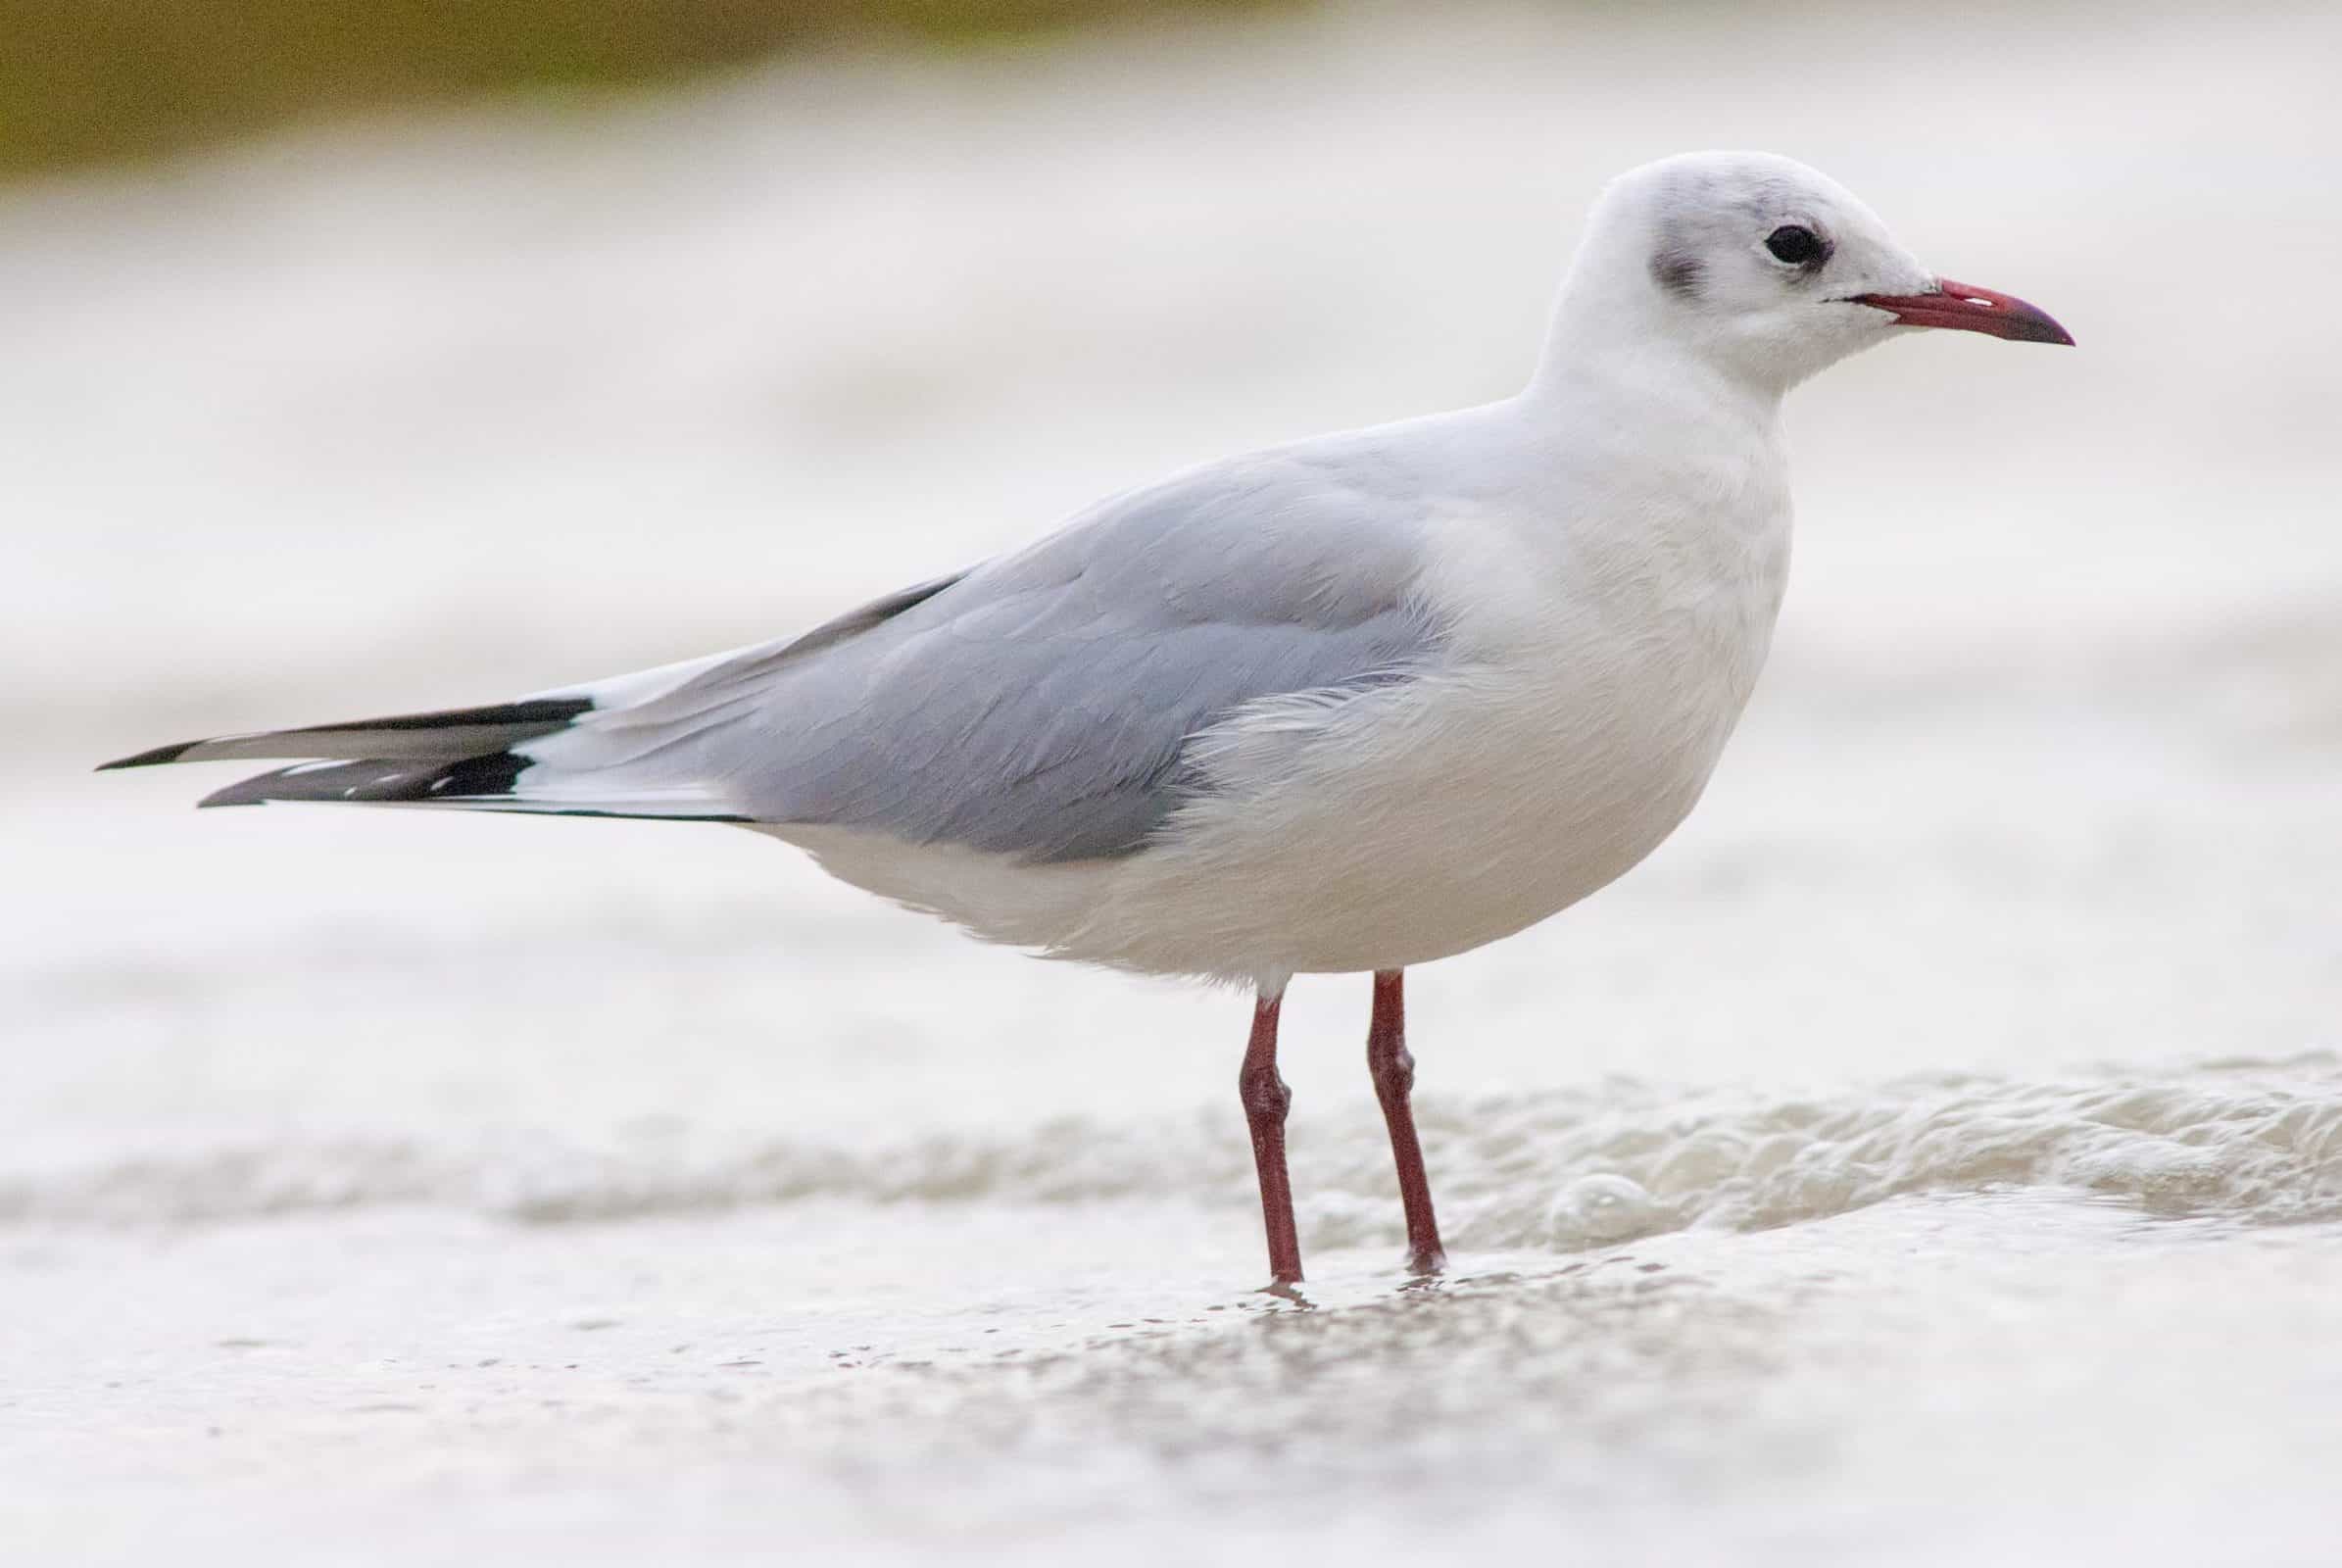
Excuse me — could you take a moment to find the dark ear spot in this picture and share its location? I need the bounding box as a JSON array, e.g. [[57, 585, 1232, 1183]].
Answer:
[[1649, 247, 1703, 300]]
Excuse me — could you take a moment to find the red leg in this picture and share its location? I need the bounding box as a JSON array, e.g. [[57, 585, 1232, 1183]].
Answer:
[[1238, 990, 1302, 1287], [1368, 969, 1446, 1276]]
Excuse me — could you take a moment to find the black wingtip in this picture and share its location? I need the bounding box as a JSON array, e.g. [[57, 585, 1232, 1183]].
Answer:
[[196, 770, 283, 808], [96, 740, 202, 772], [189, 752, 534, 810]]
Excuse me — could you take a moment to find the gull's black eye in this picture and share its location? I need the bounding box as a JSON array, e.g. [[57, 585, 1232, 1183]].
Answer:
[[1764, 224, 1826, 266]]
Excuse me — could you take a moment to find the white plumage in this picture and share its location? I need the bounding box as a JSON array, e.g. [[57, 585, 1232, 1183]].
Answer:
[[103, 150, 2072, 1284]]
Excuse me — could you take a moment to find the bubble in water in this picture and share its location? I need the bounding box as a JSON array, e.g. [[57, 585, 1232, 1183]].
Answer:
[[1545, 1173, 1664, 1249]]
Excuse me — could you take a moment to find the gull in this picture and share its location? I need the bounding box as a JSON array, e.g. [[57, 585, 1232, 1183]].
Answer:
[[101, 151, 2072, 1288]]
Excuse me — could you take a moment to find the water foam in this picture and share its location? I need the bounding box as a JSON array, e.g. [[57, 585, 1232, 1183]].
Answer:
[[6, 1055, 2334, 1243]]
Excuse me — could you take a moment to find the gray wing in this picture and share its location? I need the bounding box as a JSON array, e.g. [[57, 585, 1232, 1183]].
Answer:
[[583, 446, 1442, 860], [123, 445, 1446, 854]]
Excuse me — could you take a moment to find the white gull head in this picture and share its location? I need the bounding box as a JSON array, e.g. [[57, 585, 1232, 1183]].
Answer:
[[1544, 150, 2073, 393]]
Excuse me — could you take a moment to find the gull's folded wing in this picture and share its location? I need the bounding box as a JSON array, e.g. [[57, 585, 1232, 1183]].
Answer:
[[104, 447, 1441, 861]]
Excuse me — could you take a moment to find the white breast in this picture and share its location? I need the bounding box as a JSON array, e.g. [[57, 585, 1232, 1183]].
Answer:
[[1109, 476, 1788, 974]]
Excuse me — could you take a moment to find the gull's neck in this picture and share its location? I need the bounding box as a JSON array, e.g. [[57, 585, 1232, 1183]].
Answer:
[[1489, 270, 1795, 564], [1521, 267, 1788, 436], [1504, 334, 1788, 528]]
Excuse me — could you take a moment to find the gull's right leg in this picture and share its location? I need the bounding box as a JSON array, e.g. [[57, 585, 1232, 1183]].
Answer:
[[1366, 968, 1446, 1276], [1237, 986, 1302, 1287]]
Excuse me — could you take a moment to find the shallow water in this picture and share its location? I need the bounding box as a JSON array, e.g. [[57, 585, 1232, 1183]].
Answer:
[[6, 1, 2341, 1560]]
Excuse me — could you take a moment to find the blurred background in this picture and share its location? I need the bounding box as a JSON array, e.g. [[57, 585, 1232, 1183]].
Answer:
[[5, 2, 2339, 1564]]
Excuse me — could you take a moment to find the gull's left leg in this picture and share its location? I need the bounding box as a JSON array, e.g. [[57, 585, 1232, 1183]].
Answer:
[[1367, 968, 1446, 1275]]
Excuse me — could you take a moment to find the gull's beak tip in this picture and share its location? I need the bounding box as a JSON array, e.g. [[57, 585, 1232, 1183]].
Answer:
[[1851, 277, 2074, 347]]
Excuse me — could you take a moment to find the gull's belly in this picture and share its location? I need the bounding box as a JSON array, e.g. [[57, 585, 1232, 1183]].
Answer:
[[1112, 658, 1747, 976], [1319, 700, 1727, 962], [774, 662, 1744, 987]]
